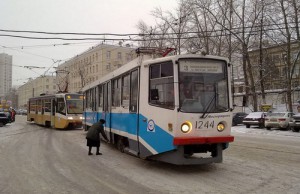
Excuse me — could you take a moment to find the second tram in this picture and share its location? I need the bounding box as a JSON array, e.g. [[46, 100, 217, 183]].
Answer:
[[27, 93, 84, 129]]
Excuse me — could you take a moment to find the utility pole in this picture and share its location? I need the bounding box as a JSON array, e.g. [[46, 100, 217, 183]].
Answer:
[[229, 0, 234, 105]]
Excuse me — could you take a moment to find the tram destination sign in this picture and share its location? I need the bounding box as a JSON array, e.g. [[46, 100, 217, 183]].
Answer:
[[180, 60, 223, 73]]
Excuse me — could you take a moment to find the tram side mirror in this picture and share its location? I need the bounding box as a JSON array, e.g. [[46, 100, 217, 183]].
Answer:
[[150, 89, 159, 100]]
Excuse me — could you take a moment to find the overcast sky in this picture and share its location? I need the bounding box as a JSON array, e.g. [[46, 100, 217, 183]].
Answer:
[[0, 0, 177, 86]]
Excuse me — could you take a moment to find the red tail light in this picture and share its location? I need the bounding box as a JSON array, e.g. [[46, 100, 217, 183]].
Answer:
[[278, 118, 286, 121]]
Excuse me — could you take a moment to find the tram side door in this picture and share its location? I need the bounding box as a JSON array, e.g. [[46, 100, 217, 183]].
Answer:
[[127, 69, 139, 153], [51, 98, 55, 127], [103, 81, 112, 141]]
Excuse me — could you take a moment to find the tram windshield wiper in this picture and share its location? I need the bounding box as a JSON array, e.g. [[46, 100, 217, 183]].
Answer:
[[201, 93, 217, 118]]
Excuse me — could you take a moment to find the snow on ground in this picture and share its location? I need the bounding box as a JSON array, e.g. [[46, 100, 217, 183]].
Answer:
[[232, 124, 300, 138]]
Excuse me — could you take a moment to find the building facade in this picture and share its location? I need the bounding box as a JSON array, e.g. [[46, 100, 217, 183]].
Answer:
[[56, 43, 136, 93], [17, 76, 57, 109], [0, 53, 12, 99], [233, 42, 300, 112]]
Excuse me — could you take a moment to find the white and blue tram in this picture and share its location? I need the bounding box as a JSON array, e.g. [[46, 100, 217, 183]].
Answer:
[[82, 49, 234, 165]]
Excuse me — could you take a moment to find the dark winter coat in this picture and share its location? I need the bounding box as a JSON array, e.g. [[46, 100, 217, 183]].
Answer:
[[86, 121, 108, 142]]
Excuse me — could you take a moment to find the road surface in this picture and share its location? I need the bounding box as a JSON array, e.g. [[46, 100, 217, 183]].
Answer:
[[0, 115, 299, 194]]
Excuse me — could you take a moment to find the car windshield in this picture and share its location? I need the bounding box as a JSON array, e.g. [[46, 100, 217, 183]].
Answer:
[[178, 58, 229, 113], [0, 113, 7, 117]]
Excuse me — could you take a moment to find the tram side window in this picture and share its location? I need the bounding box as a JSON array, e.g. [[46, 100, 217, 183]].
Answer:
[[41, 100, 45, 114], [85, 89, 93, 110], [130, 70, 138, 112], [37, 100, 42, 113], [85, 90, 90, 109], [149, 61, 174, 109], [122, 74, 130, 108], [112, 78, 121, 107], [92, 87, 97, 111], [30, 100, 36, 112], [44, 99, 51, 113], [57, 98, 66, 115], [98, 85, 103, 109], [103, 83, 108, 112]]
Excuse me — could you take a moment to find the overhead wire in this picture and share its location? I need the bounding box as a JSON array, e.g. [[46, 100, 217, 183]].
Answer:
[[0, 21, 299, 36], [2, 22, 298, 85], [0, 26, 299, 41]]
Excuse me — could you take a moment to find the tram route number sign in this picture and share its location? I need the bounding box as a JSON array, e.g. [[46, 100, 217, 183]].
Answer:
[[180, 61, 223, 73]]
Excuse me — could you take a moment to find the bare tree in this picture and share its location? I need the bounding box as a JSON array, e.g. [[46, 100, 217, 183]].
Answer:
[[151, 1, 192, 54], [136, 20, 170, 48]]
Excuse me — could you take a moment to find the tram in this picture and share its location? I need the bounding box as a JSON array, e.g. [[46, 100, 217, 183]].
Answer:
[[82, 48, 234, 165], [27, 93, 84, 129]]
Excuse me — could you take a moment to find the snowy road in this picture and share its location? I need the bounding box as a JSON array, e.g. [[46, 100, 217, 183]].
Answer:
[[0, 116, 299, 194]]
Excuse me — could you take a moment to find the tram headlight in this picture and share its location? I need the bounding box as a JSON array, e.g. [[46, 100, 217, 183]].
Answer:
[[80, 116, 83, 120], [68, 116, 74, 120], [217, 122, 225, 132], [181, 121, 192, 133]]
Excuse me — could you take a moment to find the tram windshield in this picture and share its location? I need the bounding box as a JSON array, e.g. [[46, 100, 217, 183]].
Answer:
[[66, 95, 84, 114], [178, 58, 229, 113]]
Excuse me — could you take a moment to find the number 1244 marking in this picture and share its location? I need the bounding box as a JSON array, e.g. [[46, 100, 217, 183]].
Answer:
[[195, 121, 214, 129]]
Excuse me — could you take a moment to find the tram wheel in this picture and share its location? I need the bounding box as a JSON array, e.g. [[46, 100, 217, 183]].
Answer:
[[117, 137, 125, 153]]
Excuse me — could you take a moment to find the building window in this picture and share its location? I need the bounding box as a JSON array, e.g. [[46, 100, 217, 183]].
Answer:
[[106, 63, 111, 70], [126, 53, 132, 61], [106, 51, 111, 60]]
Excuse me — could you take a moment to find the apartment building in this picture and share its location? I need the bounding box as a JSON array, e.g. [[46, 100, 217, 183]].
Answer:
[[56, 43, 136, 93], [0, 53, 12, 99]]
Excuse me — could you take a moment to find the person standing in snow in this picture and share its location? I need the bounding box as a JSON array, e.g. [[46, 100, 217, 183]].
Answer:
[[86, 119, 109, 155]]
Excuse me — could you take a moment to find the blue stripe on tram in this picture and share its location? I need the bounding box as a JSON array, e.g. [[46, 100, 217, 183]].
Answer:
[[84, 111, 176, 154]]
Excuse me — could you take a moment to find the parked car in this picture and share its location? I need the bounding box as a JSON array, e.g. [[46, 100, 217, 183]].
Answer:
[[4, 111, 12, 123], [232, 112, 248, 126], [289, 114, 300, 132], [0, 112, 10, 127], [242, 112, 266, 128], [264, 112, 294, 130]]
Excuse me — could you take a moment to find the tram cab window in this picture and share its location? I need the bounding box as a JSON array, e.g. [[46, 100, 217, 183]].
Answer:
[[149, 61, 174, 109], [178, 58, 229, 113]]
